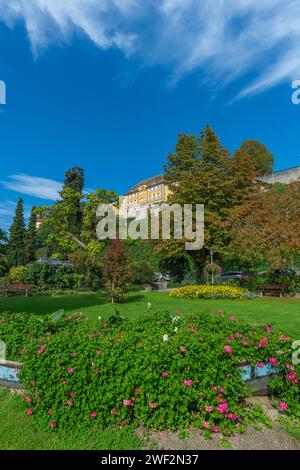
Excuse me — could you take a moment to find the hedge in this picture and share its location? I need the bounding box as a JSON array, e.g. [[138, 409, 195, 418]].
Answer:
[[170, 285, 247, 300]]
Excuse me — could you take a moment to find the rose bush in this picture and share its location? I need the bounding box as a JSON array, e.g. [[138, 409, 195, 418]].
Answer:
[[0, 310, 299, 433]]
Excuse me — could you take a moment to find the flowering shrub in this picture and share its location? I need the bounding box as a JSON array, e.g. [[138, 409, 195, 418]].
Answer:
[[0, 310, 299, 433], [170, 285, 247, 300]]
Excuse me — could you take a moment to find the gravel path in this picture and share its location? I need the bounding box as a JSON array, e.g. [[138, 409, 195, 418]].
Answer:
[[149, 425, 300, 450]]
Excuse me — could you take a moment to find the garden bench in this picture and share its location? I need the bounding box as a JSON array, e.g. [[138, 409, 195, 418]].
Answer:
[[261, 284, 289, 298], [0, 284, 31, 297]]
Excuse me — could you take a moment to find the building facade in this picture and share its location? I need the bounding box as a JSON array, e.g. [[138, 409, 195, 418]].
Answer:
[[257, 165, 300, 185], [124, 175, 171, 209], [123, 165, 300, 214]]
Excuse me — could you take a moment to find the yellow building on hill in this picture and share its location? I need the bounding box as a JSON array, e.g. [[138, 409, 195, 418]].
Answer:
[[124, 175, 171, 209]]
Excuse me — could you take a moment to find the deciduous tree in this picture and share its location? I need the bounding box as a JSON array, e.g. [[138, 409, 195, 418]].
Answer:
[[228, 181, 300, 269], [102, 238, 132, 303]]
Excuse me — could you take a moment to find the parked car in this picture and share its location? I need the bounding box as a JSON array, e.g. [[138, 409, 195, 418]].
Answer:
[[219, 271, 253, 284], [271, 269, 296, 278]]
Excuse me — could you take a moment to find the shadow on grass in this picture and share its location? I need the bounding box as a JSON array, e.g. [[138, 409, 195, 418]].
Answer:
[[0, 292, 108, 316], [0, 292, 147, 316]]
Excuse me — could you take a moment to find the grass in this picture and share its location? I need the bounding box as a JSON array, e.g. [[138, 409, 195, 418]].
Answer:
[[1, 290, 300, 337], [0, 388, 142, 450]]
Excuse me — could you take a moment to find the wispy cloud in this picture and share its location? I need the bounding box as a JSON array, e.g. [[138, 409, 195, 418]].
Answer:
[[0, 0, 300, 97], [0, 0, 138, 56], [0, 200, 31, 230], [2, 174, 62, 201]]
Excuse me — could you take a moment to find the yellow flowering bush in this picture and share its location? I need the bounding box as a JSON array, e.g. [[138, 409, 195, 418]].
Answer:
[[170, 285, 247, 300]]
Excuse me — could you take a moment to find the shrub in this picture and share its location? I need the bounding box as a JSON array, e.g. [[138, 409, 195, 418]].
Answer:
[[132, 261, 155, 285], [170, 285, 247, 300], [9, 266, 29, 284], [0, 256, 9, 277], [246, 274, 300, 293], [1, 309, 299, 433], [25, 262, 85, 290]]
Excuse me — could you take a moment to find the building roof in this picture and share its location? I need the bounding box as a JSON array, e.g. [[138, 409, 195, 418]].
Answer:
[[125, 174, 169, 195]]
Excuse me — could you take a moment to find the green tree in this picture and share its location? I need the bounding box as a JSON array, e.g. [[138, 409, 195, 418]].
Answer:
[[25, 207, 37, 263], [161, 125, 259, 279], [0, 229, 9, 276], [60, 167, 85, 235], [0, 228, 7, 255], [239, 140, 274, 176], [8, 198, 26, 266]]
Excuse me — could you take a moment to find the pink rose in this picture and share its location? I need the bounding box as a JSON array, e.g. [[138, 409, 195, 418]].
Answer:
[[217, 403, 228, 414], [25, 396, 31, 403], [37, 344, 47, 354], [224, 345, 232, 356], [67, 368, 73, 375], [90, 412, 97, 419], [50, 422, 56, 428], [279, 402, 288, 411], [258, 337, 268, 348], [205, 406, 214, 413], [183, 379, 193, 388], [203, 422, 211, 429], [123, 400, 134, 407], [26, 409, 33, 415], [161, 372, 169, 377], [256, 362, 263, 368], [149, 403, 158, 409], [269, 357, 279, 367], [179, 346, 185, 353]]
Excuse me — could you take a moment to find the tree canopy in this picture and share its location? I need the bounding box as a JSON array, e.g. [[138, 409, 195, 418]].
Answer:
[[238, 140, 274, 176]]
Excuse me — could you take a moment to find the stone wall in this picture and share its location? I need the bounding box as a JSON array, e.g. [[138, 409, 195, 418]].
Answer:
[[258, 166, 300, 184]]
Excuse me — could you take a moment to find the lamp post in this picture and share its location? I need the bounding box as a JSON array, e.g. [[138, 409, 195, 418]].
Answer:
[[208, 248, 215, 285]]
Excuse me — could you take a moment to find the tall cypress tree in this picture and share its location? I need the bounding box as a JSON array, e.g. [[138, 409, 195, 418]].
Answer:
[[8, 198, 26, 266], [25, 206, 37, 263], [60, 167, 85, 235]]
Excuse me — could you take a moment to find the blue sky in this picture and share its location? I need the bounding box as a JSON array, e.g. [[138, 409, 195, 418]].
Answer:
[[0, 0, 300, 229]]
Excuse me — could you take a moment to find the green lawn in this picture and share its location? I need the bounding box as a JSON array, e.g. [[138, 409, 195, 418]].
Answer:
[[1, 290, 300, 337], [0, 389, 142, 450]]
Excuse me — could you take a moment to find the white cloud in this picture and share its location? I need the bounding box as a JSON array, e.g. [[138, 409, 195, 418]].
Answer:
[[0, 200, 31, 230], [0, 0, 138, 55], [1, 0, 300, 97], [2, 174, 62, 200], [155, 0, 300, 96]]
